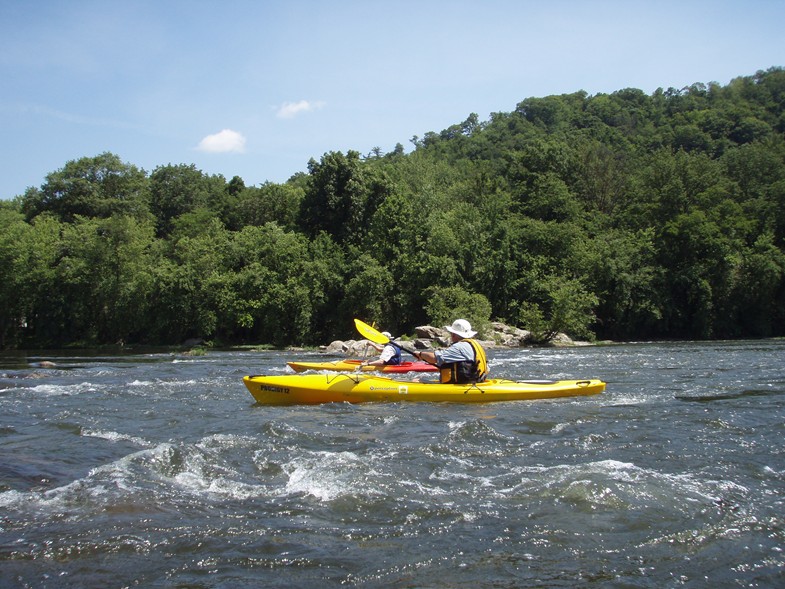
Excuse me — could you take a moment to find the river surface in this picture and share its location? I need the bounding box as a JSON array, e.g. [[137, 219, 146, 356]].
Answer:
[[1, 340, 784, 588]]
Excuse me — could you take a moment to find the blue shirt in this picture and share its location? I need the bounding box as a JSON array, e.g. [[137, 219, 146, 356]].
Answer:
[[434, 340, 475, 365]]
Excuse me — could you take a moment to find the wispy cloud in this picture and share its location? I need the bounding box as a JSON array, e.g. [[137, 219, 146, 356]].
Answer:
[[276, 100, 325, 119], [6, 103, 138, 130], [196, 129, 246, 153]]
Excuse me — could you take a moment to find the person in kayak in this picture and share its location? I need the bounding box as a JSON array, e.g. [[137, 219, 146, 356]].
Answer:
[[414, 319, 488, 384], [361, 332, 403, 367]]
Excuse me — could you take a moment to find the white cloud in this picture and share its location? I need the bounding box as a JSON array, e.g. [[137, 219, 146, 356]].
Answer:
[[196, 129, 246, 153], [276, 100, 324, 119]]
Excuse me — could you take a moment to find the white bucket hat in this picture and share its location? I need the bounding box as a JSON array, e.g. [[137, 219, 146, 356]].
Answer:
[[445, 319, 476, 339]]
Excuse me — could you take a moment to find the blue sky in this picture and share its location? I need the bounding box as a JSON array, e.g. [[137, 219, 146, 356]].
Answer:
[[1, 0, 783, 200]]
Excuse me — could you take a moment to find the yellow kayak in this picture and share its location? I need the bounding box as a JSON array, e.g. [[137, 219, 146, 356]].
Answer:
[[287, 359, 437, 373], [243, 373, 605, 405]]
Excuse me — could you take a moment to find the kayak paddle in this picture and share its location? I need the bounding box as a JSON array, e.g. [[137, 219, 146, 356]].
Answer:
[[353, 318, 420, 358]]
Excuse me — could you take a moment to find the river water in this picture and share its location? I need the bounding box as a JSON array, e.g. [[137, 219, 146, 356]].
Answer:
[[1, 340, 783, 588]]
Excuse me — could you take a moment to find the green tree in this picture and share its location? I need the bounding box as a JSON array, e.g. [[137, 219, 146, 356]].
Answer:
[[0, 206, 33, 347], [577, 228, 663, 340], [340, 253, 396, 332], [574, 140, 630, 215], [149, 163, 227, 237], [146, 217, 231, 343], [20, 152, 150, 223], [87, 215, 157, 343], [229, 181, 304, 231], [424, 286, 492, 339], [517, 274, 599, 343], [298, 151, 392, 245], [656, 210, 733, 338], [727, 234, 785, 336], [35, 215, 158, 345]]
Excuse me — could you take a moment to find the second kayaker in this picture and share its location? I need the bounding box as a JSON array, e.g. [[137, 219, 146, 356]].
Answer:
[[362, 332, 403, 367]]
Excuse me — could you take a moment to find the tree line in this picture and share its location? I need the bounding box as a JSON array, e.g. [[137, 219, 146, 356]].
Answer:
[[2, 67, 784, 349]]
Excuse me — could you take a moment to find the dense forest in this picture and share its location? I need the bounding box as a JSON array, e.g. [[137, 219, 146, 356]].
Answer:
[[2, 67, 785, 349]]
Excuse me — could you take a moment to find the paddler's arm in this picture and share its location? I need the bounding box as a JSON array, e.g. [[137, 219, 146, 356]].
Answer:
[[366, 341, 384, 353], [414, 350, 437, 365]]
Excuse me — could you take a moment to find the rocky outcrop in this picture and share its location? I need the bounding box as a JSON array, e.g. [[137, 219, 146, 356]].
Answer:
[[324, 339, 382, 356], [489, 322, 532, 347], [321, 323, 585, 355]]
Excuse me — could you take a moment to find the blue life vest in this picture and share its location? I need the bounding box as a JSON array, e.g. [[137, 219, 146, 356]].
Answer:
[[385, 342, 403, 365]]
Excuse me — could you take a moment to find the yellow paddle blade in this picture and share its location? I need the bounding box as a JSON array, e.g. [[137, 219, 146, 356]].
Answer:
[[354, 319, 390, 345], [354, 318, 423, 359]]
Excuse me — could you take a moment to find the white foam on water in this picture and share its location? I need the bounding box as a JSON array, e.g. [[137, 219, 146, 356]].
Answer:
[[605, 393, 653, 405], [0, 457, 136, 517], [399, 477, 449, 497], [0, 438, 276, 518], [370, 414, 399, 427], [506, 459, 746, 513], [151, 439, 271, 501], [429, 466, 497, 493], [281, 450, 380, 501], [128, 379, 154, 387], [26, 382, 99, 396], [103, 441, 270, 502], [196, 432, 257, 449], [172, 469, 266, 500], [0, 489, 30, 509], [171, 379, 199, 386], [81, 429, 151, 447]]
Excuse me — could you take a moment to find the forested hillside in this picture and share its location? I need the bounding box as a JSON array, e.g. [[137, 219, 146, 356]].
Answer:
[[2, 67, 784, 349]]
